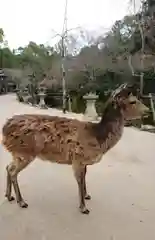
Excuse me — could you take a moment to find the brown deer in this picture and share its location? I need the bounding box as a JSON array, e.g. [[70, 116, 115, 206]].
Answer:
[[2, 83, 149, 214]]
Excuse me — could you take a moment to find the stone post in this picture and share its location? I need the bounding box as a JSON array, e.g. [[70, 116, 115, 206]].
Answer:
[[83, 92, 99, 121], [67, 94, 72, 112], [68, 96, 72, 112]]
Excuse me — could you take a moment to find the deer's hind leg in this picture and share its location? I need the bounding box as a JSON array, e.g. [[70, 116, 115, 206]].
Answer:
[[6, 154, 34, 208]]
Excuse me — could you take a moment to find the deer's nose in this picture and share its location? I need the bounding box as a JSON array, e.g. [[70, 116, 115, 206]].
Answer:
[[142, 106, 150, 117]]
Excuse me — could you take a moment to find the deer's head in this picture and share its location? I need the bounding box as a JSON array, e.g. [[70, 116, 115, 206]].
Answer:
[[110, 83, 149, 120]]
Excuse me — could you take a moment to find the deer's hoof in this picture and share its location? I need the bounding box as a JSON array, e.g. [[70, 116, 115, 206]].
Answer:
[[80, 206, 90, 214], [18, 200, 28, 208], [8, 196, 15, 201], [5, 195, 15, 201], [85, 194, 91, 200]]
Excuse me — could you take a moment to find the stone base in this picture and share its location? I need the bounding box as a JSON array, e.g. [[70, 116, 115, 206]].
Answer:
[[39, 104, 48, 109], [83, 114, 99, 122]]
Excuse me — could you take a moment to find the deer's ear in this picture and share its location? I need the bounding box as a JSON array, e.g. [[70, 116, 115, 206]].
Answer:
[[128, 92, 133, 97]]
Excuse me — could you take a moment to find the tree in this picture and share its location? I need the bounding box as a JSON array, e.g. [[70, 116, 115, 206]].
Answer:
[[0, 28, 4, 43]]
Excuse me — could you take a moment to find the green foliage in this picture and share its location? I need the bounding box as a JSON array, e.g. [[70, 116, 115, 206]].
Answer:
[[1, 1, 155, 101], [0, 28, 4, 43], [0, 33, 57, 81], [68, 90, 86, 113]]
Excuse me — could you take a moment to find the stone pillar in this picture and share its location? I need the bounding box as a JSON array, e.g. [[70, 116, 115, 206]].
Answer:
[[38, 87, 47, 109], [83, 92, 99, 121]]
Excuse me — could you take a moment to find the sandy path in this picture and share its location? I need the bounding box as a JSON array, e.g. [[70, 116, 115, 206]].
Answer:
[[0, 94, 155, 240]]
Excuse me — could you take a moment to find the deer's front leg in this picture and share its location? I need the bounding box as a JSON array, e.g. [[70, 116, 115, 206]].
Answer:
[[72, 162, 90, 214], [5, 166, 15, 201], [83, 166, 91, 200]]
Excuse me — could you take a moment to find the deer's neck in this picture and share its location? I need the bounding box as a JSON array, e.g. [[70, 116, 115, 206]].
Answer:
[[94, 102, 124, 152]]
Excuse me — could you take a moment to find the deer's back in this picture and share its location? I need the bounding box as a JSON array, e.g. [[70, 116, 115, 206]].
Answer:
[[2, 114, 75, 154], [2, 114, 103, 164]]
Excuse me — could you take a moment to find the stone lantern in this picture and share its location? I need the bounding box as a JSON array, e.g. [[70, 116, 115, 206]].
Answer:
[[83, 92, 99, 121], [21, 87, 31, 104], [38, 86, 47, 109], [0, 68, 7, 93], [22, 87, 30, 103], [28, 73, 37, 105]]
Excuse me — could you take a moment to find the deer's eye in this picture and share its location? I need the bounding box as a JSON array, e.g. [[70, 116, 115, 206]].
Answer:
[[130, 101, 136, 105]]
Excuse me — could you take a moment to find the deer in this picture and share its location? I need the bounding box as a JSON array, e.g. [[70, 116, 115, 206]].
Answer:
[[2, 83, 149, 214]]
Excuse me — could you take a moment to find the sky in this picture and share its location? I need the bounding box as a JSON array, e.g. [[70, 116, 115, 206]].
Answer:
[[0, 0, 140, 49]]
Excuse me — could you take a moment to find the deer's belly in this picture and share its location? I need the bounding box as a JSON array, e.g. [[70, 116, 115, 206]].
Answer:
[[38, 153, 72, 165], [83, 153, 103, 165], [93, 154, 103, 163]]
